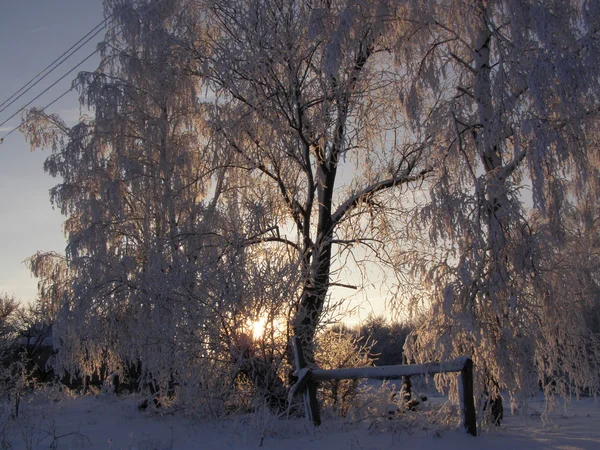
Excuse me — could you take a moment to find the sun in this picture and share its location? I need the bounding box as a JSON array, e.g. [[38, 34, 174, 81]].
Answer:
[[249, 315, 287, 341], [251, 316, 268, 340]]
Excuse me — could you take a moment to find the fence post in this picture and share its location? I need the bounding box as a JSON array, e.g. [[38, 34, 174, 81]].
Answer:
[[292, 336, 321, 426], [460, 358, 477, 436], [402, 375, 412, 403]]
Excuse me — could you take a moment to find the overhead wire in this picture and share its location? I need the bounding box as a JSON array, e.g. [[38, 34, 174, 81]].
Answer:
[[0, 50, 99, 134], [0, 15, 114, 116], [0, 0, 173, 144]]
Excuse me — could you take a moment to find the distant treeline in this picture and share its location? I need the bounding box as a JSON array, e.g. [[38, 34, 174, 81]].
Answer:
[[334, 316, 415, 367]]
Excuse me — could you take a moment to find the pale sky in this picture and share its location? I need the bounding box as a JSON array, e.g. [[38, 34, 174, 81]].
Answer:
[[0, 0, 104, 302]]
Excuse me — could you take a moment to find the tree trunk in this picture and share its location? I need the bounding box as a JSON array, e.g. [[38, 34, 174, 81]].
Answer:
[[293, 154, 337, 364]]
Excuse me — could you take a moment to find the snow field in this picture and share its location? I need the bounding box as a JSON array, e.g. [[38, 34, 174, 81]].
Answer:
[[3, 388, 600, 449]]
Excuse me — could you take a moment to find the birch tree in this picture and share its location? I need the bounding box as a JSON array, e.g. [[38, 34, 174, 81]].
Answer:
[[23, 0, 307, 409], [193, 0, 433, 360], [392, 0, 600, 414], [23, 0, 219, 391]]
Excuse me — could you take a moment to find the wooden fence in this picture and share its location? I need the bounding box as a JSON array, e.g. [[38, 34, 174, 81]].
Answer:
[[291, 336, 477, 436]]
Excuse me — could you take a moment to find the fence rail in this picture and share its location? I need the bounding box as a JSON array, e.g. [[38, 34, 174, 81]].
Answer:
[[291, 336, 477, 436]]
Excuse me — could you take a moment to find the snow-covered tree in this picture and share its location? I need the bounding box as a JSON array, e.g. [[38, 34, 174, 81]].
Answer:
[[24, 0, 309, 409], [23, 0, 220, 392], [191, 0, 433, 361], [392, 0, 600, 414]]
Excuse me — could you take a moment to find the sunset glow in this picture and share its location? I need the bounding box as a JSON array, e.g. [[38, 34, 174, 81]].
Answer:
[[251, 316, 268, 341]]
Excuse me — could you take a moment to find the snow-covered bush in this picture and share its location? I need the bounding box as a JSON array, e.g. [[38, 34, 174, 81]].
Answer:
[[314, 329, 376, 417], [0, 294, 41, 418], [0, 295, 18, 349]]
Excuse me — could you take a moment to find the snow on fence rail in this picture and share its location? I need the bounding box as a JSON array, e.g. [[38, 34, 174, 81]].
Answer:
[[291, 336, 477, 436]]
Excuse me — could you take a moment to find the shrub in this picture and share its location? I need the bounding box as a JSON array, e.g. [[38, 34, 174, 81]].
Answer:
[[314, 329, 376, 417]]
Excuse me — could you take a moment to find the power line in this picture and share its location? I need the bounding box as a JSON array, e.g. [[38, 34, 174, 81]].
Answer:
[[0, 16, 114, 115], [0, 0, 176, 144], [0, 49, 98, 132]]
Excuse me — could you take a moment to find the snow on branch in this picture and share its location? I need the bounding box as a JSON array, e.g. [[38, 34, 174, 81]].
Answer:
[[307, 356, 471, 381], [332, 165, 432, 226]]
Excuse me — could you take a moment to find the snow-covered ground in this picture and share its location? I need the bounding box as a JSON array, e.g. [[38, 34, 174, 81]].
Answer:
[[3, 390, 600, 450]]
